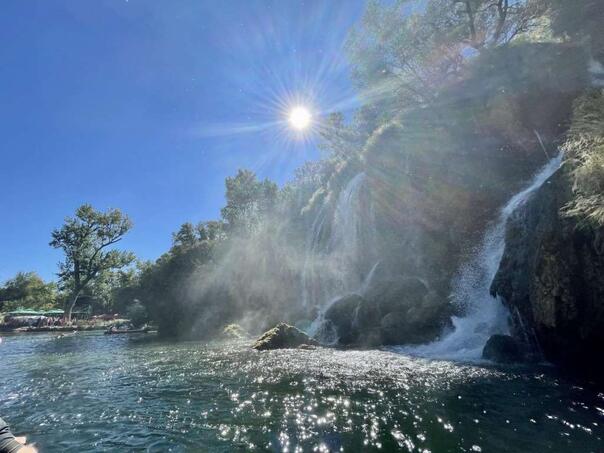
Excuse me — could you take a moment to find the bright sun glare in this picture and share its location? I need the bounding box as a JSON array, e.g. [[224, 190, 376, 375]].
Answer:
[[288, 106, 312, 130]]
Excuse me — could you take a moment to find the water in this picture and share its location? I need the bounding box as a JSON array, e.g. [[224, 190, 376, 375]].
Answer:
[[399, 154, 564, 361], [1, 332, 603, 452], [302, 172, 377, 333]]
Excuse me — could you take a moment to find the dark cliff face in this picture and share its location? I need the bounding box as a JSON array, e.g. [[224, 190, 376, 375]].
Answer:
[[491, 167, 604, 375]]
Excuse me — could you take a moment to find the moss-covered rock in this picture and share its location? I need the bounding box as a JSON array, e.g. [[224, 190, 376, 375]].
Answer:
[[221, 324, 249, 340], [252, 323, 319, 350]]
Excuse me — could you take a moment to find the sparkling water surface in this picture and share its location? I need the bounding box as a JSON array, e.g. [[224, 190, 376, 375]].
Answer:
[[0, 332, 602, 452]]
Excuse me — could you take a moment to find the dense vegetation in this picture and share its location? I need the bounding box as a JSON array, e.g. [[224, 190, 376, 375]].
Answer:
[[0, 272, 58, 312]]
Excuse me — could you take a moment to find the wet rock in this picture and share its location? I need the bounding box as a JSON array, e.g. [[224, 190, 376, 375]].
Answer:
[[322, 283, 452, 347], [221, 324, 249, 340], [297, 344, 316, 350], [482, 335, 523, 363], [252, 323, 318, 350], [324, 294, 378, 345], [379, 312, 408, 344], [379, 296, 453, 345], [365, 277, 429, 314], [491, 168, 604, 375]]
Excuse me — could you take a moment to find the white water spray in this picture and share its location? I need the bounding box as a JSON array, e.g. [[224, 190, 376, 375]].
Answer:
[[302, 172, 377, 335], [398, 154, 564, 361]]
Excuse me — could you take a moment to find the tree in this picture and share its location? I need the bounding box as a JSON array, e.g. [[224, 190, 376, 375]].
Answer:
[[347, 0, 546, 108], [50, 204, 135, 321], [125, 300, 148, 328], [450, 0, 546, 50], [172, 222, 198, 249], [220, 170, 278, 232], [0, 272, 57, 311], [198, 220, 226, 242]]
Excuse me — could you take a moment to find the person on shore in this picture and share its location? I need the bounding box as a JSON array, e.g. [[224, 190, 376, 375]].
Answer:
[[0, 418, 37, 453]]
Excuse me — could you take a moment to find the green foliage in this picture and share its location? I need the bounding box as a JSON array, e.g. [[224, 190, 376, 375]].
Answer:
[[134, 239, 219, 337], [561, 90, 604, 226], [172, 222, 198, 248], [347, 0, 546, 109], [220, 169, 278, 232], [548, 0, 604, 59], [172, 221, 226, 251], [0, 272, 58, 312], [50, 204, 135, 319], [126, 300, 148, 328]]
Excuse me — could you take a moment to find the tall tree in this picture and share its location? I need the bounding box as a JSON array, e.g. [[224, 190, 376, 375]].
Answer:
[[50, 204, 135, 321]]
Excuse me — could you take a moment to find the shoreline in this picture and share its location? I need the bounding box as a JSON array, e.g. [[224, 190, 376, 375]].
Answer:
[[0, 325, 107, 333]]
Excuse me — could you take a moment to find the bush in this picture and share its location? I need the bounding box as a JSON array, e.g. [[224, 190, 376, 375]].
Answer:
[[562, 90, 604, 226]]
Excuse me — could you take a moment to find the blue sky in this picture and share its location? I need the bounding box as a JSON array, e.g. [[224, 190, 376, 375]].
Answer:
[[0, 0, 365, 282]]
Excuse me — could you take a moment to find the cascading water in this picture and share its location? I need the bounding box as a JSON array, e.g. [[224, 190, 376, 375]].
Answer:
[[398, 153, 564, 361], [301, 172, 377, 336]]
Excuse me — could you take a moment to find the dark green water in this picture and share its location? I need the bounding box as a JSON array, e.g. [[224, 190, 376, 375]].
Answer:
[[0, 332, 602, 452]]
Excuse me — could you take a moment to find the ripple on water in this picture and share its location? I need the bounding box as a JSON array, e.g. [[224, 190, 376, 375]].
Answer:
[[0, 332, 602, 452]]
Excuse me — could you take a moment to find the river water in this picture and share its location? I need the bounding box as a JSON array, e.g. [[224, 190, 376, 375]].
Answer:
[[0, 332, 602, 452]]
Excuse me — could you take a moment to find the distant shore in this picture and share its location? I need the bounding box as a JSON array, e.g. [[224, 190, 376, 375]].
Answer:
[[0, 325, 106, 333]]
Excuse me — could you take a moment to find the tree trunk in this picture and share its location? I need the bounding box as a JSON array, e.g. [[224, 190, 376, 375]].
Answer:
[[65, 291, 81, 323]]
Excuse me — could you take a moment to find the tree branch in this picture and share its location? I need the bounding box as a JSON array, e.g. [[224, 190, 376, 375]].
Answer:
[[493, 0, 509, 44]]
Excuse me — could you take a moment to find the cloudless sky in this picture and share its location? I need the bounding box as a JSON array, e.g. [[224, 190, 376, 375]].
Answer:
[[0, 0, 365, 282]]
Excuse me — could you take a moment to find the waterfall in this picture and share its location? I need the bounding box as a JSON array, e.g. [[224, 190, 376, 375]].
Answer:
[[302, 172, 376, 333], [398, 154, 564, 361]]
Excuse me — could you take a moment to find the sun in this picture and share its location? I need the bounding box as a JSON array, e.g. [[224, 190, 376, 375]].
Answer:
[[288, 106, 312, 130]]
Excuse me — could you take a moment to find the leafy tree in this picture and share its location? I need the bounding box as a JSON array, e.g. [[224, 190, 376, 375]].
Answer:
[[220, 169, 278, 232], [109, 263, 148, 314], [347, 0, 546, 108], [319, 112, 358, 159], [172, 222, 198, 249], [83, 267, 139, 314], [50, 204, 135, 321], [198, 220, 227, 242], [126, 300, 149, 328], [0, 272, 58, 311], [449, 0, 546, 49]]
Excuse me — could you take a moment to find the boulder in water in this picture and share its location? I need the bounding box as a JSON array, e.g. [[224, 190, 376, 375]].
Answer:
[[323, 294, 380, 345], [365, 277, 429, 314], [322, 284, 452, 347], [252, 323, 319, 350], [482, 334, 523, 363], [221, 324, 249, 340]]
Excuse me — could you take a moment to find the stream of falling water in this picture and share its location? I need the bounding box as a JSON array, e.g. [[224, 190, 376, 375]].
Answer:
[[301, 172, 377, 336], [397, 153, 564, 361]]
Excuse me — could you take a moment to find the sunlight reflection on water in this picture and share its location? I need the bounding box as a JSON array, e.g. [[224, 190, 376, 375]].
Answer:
[[0, 332, 602, 452]]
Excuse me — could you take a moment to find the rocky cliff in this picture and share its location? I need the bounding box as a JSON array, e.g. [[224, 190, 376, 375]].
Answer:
[[491, 91, 604, 376]]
